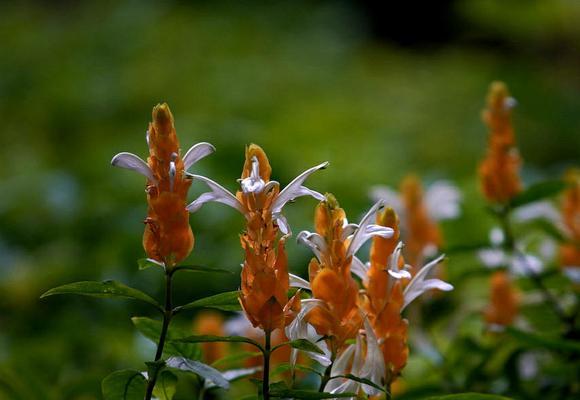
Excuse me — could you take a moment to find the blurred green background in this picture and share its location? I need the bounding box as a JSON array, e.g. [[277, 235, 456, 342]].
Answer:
[[1, 0, 579, 399]]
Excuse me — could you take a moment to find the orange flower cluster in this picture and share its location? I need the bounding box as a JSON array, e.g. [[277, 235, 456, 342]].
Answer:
[[142, 104, 194, 266], [560, 169, 580, 269], [400, 175, 442, 268], [193, 311, 227, 364], [365, 208, 409, 383], [484, 270, 519, 328], [478, 81, 523, 204], [307, 195, 363, 355], [238, 145, 295, 333]]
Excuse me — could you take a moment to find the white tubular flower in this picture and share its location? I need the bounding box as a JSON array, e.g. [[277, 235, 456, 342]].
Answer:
[[289, 273, 311, 290], [370, 180, 462, 222], [478, 228, 546, 276], [325, 342, 358, 397], [187, 158, 327, 233], [346, 201, 393, 259], [183, 142, 216, 171], [425, 180, 462, 220], [186, 174, 244, 213], [350, 257, 370, 282], [358, 319, 386, 396], [387, 242, 412, 280], [369, 185, 403, 215], [284, 299, 331, 367], [111, 152, 158, 184], [563, 266, 580, 284], [296, 230, 328, 263], [512, 200, 562, 227], [271, 162, 329, 215], [297, 201, 392, 271], [112, 141, 216, 187], [325, 318, 384, 398], [239, 156, 266, 194], [402, 254, 453, 311]]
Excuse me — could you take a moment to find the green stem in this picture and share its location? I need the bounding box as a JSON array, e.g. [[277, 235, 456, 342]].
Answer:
[[497, 207, 571, 328], [385, 380, 392, 400], [144, 270, 173, 400], [318, 362, 332, 392], [263, 330, 272, 400]]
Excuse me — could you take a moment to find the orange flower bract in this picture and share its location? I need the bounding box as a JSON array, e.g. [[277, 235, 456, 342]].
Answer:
[[365, 208, 409, 382], [307, 194, 363, 354], [143, 104, 194, 266], [478, 81, 523, 205], [238, 145, 291, 333], [485, 270, 519, 327], [400, 175, 442, 268]]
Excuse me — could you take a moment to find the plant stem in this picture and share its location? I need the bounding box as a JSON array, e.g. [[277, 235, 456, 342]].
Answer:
[[144, 270, 173, 400], [497, 207, 571, 327], [385, 380, 392, 400], [262, 330, 272, 400], [318, 363, 332, 392]]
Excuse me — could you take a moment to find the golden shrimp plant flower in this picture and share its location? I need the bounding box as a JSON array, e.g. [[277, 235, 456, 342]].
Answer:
[[370, 175, 461, 268], [484, 270, 520, 330], [559, 169, 580, 283], [188, 144, 328, 332], [478, 81, 522, 205], [295, 195, 393, 352], [111, 103, 215, 267], [364, 207, 453, 386]]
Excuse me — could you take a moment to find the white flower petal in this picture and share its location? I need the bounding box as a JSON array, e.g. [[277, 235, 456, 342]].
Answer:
[[360, 319, 385, 395], [240, 156, 266, 194], [325, 344, 356, 393], [182, 142, 215, 171], [489, 227, 505, 246], [350, 256, 369, 282], [271, 162, 328, 214], [511, 253, 543, 276], [284, 299, 331, 367], [369, 185, 403, 216], [341, 223, 359, 241], [289, 273, 311, 290], [111, 152, 157, 184], [297, 230, 327, 263], [425, 180, 462, 221], [187, 175, 243, 214], [563, 266, 580, 284], [402, 254, 453, 311], [224, 313, 261, 337], [275, 213, 291, 235], [388, 269, 412, 280], [478, 248, 507, 268], [346, 201, 393, 258]]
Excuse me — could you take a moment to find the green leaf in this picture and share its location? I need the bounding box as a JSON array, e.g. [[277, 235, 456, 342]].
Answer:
[[427, 394, 513, 400], [174, 290, 241, 313], [172, 334, 264, 353], [102, 369, 146, 400], [506, 327, 580, 354], [285, 339, 325, 355], [271, 362, 322, 377], [172, 264, 233, 275], [166, 356, 229, 390], [152, 370, 177, 400], [270, 389, 357, 399], [138, 258, 165, 270], [331, 374, 385, 393], [510, 180, 567, 208], [205, 367, 261, 390], [212, 351, 262, 367], [132, 317, 201, 360], [41, 280, 162, 312]]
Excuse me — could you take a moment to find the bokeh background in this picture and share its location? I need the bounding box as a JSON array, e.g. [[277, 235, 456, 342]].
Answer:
[[1, 0, 579, 399]]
